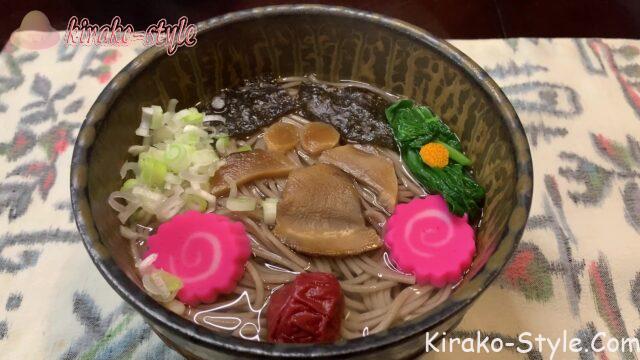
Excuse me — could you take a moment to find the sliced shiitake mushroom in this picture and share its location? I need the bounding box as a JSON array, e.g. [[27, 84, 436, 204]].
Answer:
[[264, 122, 299, 152], [274, 164, 381, 256], [300, 122, 340, 155], [319, 145, 398, 212], [210, 150, 296, 196]]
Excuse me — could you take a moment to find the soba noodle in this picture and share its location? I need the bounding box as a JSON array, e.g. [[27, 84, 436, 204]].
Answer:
[[123, 77, 454, 342]]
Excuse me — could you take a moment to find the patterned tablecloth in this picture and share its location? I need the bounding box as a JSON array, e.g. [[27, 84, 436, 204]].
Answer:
[[1, 36, 640, 359]]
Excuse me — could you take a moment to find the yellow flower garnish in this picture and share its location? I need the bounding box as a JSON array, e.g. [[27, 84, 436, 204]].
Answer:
[[419, 142, 449, 169]]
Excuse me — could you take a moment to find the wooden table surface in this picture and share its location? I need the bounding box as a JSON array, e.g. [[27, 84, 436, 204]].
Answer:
[[3, 0, 640, 47]]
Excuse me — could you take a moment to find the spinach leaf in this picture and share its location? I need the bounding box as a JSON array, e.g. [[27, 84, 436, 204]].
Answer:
[[386, 99, 463, 151], [387, 100, 485, 217]]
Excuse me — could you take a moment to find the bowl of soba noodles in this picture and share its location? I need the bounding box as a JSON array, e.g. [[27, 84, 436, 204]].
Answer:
[[71, 5, 532, 359]]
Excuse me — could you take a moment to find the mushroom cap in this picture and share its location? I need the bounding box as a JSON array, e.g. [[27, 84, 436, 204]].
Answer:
[[319, 144, 398, 212], [264, 122, 300, 153], [274, 163, 381, 256], [300, 122, 340, 155], [210, 150, 296, 196]]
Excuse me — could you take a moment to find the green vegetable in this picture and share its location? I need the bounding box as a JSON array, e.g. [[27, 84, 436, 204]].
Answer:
[[131, 208, 152, 225], [152, 126, 174, 144], [233, 145, 252, 153], [132, 186, 166, 206], [436, 140, 471, 166], [139, 156, 167, 188], [211, 132, 229, 139], [175, 125, 207, 145], [158, 270, 183, 293], [180, 108, 204, 125], [164, 143, 193, 172], [226, 196, 257, 212], [184, 194, 208, 212], [215, 136, 230, 154], [386, 99, 484, 217], [150, 105, 163, 130], [120, 178, 138, 192], [262, 198, 278, 225], [404, 149, 484, 217], [191, 149, 219, 166]]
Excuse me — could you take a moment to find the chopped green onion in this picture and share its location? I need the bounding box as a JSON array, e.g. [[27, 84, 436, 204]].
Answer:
[[226, 196, 257, 212], [118, 100, 235, 223], [150, 105, 163, 129], [132, 186, 167, 207], [184, 194, 208, 212], [235, 145, 252, 153], [143, 270, 182, 303], [135, 107, 154, 137], [211, 132, 229, 139], [131, 208, 152, 224], [182, 125, 208, 137], [142, 273, 168, 301], [164, 143, 193, 172], [165, 173, 182, 186], [176, 125, 207, 145], [181, 111, 204, 125], [204, 114, 226, 124], [142, 146, 165, 161], [435, 140, 472, 166], [215, 136, 230, 154], [120, 178, 138, 192], [173, 108, 192, 122], [176, 132, 199, 145], [139, 156, 167, 188], [191, 149, 219, 166], [158, 270, 183, 293], [185, 188, 216, 204], [262, 198, 278, 225], [163, 300, 185, 315], [166, 99, 178, 114], [175, 108, 204, 126], [152, 126, 174, 145]]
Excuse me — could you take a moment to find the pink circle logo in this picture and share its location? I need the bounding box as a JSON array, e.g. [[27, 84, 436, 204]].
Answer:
[[9, 11, 60, 50]]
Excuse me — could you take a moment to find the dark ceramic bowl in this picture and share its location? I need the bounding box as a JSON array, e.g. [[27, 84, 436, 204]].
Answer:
[[71, 5, 533, 359]]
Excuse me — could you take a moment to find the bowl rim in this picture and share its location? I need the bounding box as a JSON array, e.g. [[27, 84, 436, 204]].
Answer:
[[71, 4, 533, 358]]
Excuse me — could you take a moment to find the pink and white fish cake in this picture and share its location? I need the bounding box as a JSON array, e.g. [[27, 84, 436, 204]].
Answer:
[[384, 195, 475, 287], [144, 211, 251, 306]]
